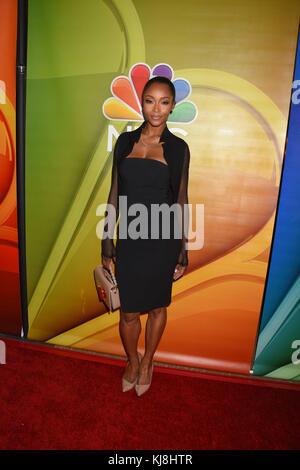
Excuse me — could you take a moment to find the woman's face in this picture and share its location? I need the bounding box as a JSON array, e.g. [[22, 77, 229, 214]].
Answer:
[[142, 83, 175, 127]]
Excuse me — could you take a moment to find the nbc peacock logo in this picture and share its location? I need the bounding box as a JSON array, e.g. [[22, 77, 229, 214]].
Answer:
[[102, 63, 197, 124]]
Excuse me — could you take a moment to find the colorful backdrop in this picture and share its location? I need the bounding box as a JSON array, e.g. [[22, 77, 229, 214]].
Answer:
[[0, 0, 296, 379], [0, 0, 22, 336], [252, 31, 300, 381]]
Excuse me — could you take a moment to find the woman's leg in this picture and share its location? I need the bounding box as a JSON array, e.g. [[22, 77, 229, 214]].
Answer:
[[138, 306, 167, 385], [119, 309, 142, 382]]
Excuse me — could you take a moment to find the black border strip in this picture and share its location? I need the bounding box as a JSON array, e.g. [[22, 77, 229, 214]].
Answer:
[[16, 0, 28, 337]]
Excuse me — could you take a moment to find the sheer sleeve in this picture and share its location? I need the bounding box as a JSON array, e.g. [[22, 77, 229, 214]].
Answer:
[[176, 142, 190, 267], [101, 135, 122, 259]]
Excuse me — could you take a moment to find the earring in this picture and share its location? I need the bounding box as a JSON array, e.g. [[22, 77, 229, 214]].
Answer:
[[170, 110, 173, 114]]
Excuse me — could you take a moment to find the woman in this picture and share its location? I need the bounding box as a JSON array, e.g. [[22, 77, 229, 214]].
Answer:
[[101, 76, 190, 396]]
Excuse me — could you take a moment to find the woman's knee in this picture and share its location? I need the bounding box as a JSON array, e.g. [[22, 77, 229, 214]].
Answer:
[[148, 306, 166, 317], [120, 310, 140, 324]]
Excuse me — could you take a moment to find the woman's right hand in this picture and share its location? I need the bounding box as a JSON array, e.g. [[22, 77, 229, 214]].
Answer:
[[102, 255, 116, 270]]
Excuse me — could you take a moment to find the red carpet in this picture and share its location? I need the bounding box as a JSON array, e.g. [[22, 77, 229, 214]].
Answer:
[[0, 337, 299, 450]]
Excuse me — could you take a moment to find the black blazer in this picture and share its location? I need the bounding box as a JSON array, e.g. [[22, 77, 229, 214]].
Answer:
[[102, 120, 190, 266]]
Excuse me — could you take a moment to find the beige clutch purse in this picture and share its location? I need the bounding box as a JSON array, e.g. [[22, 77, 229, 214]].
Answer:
[[94, 264, 120, 312]]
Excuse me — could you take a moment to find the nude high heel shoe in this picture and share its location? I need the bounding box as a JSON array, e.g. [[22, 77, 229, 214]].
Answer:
[[135, 362, 154, 397], [122, 352, 142, 392]]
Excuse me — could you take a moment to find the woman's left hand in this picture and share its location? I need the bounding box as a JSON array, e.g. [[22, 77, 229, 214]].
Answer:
[[173, 264, 186, 281]]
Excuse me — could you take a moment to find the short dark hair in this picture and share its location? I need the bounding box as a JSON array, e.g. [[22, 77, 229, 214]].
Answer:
[[142, 76, 176, 105]]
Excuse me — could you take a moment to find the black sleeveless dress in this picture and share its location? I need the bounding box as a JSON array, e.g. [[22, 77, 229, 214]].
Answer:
[[115, 157, 182, 313]]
